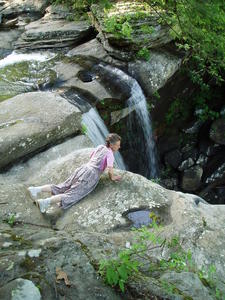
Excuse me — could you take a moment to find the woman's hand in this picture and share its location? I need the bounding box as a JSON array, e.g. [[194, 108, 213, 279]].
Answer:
[[108, 168, 122, 182], [112, 175, 122, 182]]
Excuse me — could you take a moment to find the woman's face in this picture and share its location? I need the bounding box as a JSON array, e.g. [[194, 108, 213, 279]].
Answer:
[[110, 140, 121, 152]]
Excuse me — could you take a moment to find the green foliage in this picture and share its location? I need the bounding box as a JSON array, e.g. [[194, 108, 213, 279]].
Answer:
[[136, 47, 150, 61], [153, 91, 160, 100], [121, 21, 133, 39], [140, 24, 154, 34], [99, 221, 224, 298], [151, 177, 161, 184], [145, 0, 225, 83], [4, 213, 16, 227], [51, 0, 112, 18], [99, 251, 139, 292], [100, 99, 105, 105], [160, 280, 188, 298], [159, 249, 193, 272], [99, 221, 163, 292], [81, 123, 88, 135], [166, 76, 221, 124], [202, 217, 207, 228], [104, 15, 133, 39], [165, 97, 190, 125], [193, 91, 220, 122]]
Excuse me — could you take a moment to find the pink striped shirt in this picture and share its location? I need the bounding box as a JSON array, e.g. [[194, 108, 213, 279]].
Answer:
[[90, 146, 114, 172]]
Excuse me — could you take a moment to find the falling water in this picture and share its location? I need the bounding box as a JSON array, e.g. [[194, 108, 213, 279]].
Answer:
[[98, 64, 158, 178], [128, 81, 158, 178], [82, 107, 126, 170]]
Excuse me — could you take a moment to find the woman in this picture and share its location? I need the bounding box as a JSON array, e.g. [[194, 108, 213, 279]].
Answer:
[[28, 133, 122, 213]]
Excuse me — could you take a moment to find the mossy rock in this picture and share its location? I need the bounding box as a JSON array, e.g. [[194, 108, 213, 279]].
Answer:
[[0, 58, 57, 100]]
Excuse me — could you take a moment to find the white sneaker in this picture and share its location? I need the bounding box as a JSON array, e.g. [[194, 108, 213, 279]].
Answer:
[[28, 186, 41, 199], [36, 198, 51, 213]]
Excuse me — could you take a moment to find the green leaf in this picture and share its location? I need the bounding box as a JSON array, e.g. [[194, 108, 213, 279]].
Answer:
[[119, 279, 125, 292], [118, 265, 128, 281], [106, 265, 119, 286]]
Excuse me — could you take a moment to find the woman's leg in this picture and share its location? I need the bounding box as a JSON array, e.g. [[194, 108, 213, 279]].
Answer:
[[49, 194, 62, 205], [39, 185, 52, 193], [36, 194, 63, 213], [28, 184, 52, 198]]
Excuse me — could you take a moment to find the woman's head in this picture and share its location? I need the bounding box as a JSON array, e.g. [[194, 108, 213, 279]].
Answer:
[[106, 133, 121, 152]]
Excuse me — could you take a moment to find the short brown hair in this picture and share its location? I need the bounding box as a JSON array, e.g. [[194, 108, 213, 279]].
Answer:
[[105, 133, 121, 147]]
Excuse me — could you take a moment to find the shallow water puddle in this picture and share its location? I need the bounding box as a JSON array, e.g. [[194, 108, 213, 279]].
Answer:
[[127, 210, 152, 228]]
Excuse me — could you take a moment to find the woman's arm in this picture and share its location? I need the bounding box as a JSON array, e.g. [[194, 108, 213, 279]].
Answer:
[[108, 167, 121, 181]]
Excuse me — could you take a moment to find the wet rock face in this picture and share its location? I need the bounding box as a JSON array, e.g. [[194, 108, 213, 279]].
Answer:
[[0, 91, 81, 170], [210, 118, 225, 145], [128, 51, 181, 96], [157, 117, 225, 203], [164, 149, 182, 169], [0, 55, 57, 101]]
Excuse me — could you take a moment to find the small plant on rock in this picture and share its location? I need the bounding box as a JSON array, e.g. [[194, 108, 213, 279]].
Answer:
[[5, 213, 16, 227], [99, 220, 164, 292], [136, 47, 151, 61], [81, 124, 88, 135]]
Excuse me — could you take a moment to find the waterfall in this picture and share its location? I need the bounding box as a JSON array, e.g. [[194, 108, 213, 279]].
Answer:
[[82, 107, 126, 170], [128, 81, 158, 178], [0, 51, 55, 69], [98, 64, 158, 178]]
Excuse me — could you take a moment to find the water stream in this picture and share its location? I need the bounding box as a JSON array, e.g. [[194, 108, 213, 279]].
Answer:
[[0, 51, 57, 101], [82, 107, 126, 170], [98, 64, 158, 178], [0, 51, 54, 69]]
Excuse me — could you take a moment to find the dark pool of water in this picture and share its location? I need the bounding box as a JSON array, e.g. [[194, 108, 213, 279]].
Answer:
[[127, 210, 152, 228]]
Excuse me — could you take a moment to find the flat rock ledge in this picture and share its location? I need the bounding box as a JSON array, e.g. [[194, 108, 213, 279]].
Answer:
[[15, 19, 93, 49]]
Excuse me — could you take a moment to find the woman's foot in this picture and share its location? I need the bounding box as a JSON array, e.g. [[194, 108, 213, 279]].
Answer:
[[35, 198, 51, 213], [28, 186, 42, 199]]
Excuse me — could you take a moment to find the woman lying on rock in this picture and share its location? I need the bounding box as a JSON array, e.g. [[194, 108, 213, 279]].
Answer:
[[28, 133, 122, 213]]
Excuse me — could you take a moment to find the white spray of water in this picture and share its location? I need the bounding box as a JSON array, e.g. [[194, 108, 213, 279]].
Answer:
[[0, 51, 55, 69], [82, 107, 126, 170]]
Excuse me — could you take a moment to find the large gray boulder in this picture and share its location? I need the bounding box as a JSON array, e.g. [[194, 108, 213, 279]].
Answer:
[[181, 166, 203, 191], [53, 60, 113, 102], [1, 135, 225, 299], [67, 38, 126, 69], [0, 91, 81, 170], [0, 278, 41, 300], [0, 135, 92, 227], [160, 272, 213, 300], [15, 18, 93, 49], [0, 134, 93, 184], [43, 4, 74, 21], [0, 0, 50, 19], [210, 118, 225, 145], [128, 51, 181, 96], [90, 1, 173, 61], [68, 38, 111, 62], [0, 30, 21, 54]]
